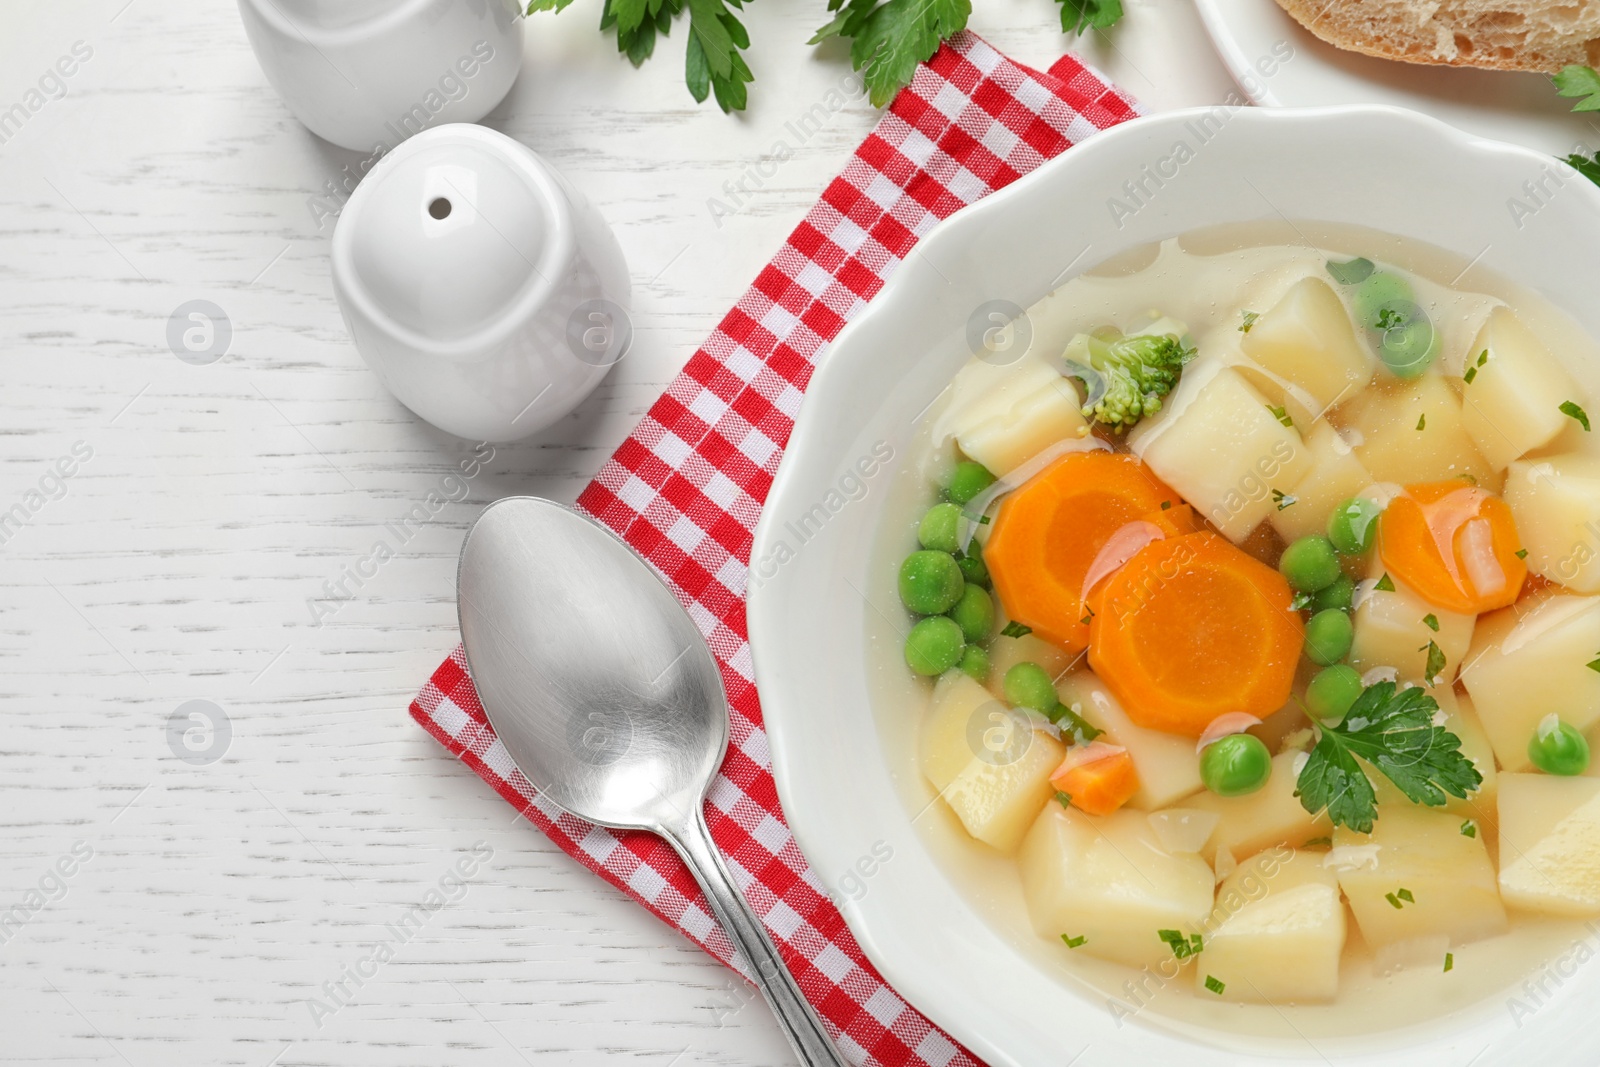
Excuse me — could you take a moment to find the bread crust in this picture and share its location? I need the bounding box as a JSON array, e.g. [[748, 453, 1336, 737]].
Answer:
[[1273, 0, 1600, 74]]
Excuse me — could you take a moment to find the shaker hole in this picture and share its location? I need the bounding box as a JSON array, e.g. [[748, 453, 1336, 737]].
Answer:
[[428, 197, 452, 220]]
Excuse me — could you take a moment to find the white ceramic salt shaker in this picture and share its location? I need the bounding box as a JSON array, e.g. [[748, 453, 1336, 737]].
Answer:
[[238, 0, 524, 152], [331, 123, 632, 442]]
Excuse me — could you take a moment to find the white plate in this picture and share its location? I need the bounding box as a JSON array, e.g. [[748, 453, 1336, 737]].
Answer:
[[747, 106, 1600, 1066], [1194, 0, 1600, 157]]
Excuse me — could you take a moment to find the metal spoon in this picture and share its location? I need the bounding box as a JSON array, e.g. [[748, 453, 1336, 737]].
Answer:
[[457, 497, 849, 1067]]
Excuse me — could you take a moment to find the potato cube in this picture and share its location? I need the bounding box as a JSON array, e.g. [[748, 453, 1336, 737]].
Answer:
[[1348, 571, 1474, 685], [1460, 591, 1600, 772], [1019, 804, 1215, 968], [1133, 366, 1312, 542], [1330, 805, 1506, 948], [1055, 670, 1204, 810], [1197, 848, 1346, 1003], [1505, 454, 1600, 594], [1336, 374, 1502, 493], [1497, 773, 1600, 916], [949, 360, 1089, 478], [1182, 752, 1332, 863], [1460, 309, 1580, 471], [1270, 421, 1374, 543], [921, 672, 1065, 853], [983, 633, 1079, 701], [1242, 276, 1375, 413]]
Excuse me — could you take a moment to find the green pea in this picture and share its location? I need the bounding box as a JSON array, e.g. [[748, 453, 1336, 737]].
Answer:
[[949, 584, 995, 644], [918, 502, 963, 554], [904, 616, 965, 676], [1200, 734, 1272, 797], [1327, 498, 1382, 556], [957, 645, 990, 683], [957, 540, 990, 587], [1352, 271, 1414, 330], [1279, 535, 1342, 593], [1529, 717, 1590, 776], [946, 461, 997, 506], [1306, 664, 1363, 723], [1379, 317, 1439, 379], [1311, 574, 1355, 614], [1304, 608, 1354, 666], [1004, 661, 1059, 714], [899, 550, 965, 615]]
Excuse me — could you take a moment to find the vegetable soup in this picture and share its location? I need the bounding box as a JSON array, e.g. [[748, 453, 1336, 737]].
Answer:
[[883, 224, 1600, 1036]]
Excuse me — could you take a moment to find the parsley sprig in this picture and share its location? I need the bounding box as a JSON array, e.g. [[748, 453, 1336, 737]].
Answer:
[[811, 0, 975, 107], [529, 0, 1128, 111], [528, 0, 754, 111], [1556, 65, 1600, 111], [1294, 682, 1481, 834]]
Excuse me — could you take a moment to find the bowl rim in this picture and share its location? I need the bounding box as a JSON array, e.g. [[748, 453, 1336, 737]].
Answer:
[[749, 102, 1600, 1065]]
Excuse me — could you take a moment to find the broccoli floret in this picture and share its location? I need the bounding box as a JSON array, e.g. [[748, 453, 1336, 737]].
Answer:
[[1072, 331, 1196, 432]]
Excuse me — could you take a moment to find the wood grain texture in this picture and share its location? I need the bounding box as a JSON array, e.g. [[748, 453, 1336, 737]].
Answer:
[[0, 1, 1233, 1063]]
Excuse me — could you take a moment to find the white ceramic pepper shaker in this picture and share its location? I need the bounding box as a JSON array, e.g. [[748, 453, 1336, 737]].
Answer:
[[238, 0, 524, 153], [331, 123, 632, 442]]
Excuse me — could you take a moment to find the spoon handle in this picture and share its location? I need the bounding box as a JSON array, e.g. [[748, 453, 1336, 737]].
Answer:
[[666, 806, 852, 1067]]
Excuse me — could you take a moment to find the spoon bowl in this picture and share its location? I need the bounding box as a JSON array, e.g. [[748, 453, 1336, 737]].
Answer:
[[456, 497, 848, 1067], [457, 496, 724, 831]]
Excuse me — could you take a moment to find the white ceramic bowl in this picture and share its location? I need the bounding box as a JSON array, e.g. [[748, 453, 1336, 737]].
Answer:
[[748, 106, 1600, 1066]]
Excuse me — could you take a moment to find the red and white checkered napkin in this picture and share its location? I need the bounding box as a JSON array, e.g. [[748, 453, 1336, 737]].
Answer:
[[412, 33, 1138, 1067]]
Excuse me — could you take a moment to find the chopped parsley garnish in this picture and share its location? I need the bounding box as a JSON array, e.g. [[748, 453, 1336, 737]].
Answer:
[[1272, 488, 1297, 511], [1464, 350, 1488, 385], [1561, 401, 1592, 432], [1159, 929, 1204, 959], [1290, 591, 1314, 612], [1377, 307, 1406, 331], [1397, 887, 1414, 903], [1422, 613, 1440, 632], [1081, 605, 1095, 625], [1267, 403, 1293, 427], [1589, 653, 1600, 674], [1461, 819, 1477, 838], [1204, 975, 1226, 995], [1047, 702, 1104, 746], [1061, 933, 1087, 948], [1444, 952, 1454, 972], [1385, 892, 1403, 909], [1294, 681, 1482, 834], [1001, 621, 1032, 638], [1416, 413, 1427, 431], [1160, 500, 1172, 510], [1375, 573, 1396, 593], [1327, 257, 1374, 285], [1516, 548, 1529, 560], [1555, 65, 1600, 111], [1422, 640, 1447, 685], [1053, 791, 1073, 809], [1240, 310, 1260, 333], [1303, 836, 1332, 848]]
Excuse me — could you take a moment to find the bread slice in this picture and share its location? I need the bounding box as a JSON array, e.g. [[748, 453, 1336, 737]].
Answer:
[[1273, 0, 1600, 73]]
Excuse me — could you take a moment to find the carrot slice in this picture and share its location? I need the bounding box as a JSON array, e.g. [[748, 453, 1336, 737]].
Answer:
[[985, 451, 1177, 654], [1051, 749, 1139, 816], [1147, 503, 1201, 539], [1377, 481, 1527, 614], [1087, 532, 1303, 736]]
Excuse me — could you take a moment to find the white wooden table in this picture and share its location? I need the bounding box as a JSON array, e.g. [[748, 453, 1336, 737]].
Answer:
[[0, 3, 1235, 1063]]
